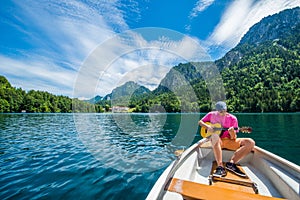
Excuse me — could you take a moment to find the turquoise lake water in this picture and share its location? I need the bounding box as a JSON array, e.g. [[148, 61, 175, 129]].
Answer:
[[0, 113, 299, 199]]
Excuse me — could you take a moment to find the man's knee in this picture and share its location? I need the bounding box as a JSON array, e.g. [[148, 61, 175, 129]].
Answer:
[[249, 138, 255, 147], [244, 138, 255, 149], [211, 134, 221, 146]]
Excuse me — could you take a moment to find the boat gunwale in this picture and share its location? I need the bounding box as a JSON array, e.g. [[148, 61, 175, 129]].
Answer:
[[146, 139, 300, 200], [150, 138, 209, 199], [253, 146, 300, 174]]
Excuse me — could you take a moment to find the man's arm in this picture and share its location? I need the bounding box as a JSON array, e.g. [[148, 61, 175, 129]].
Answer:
[[228, 127, 237, 139], [228, 115, 238, 139], [198, 120, 214, 132]]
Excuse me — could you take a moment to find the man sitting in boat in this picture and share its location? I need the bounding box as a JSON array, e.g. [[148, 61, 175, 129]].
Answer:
[[198, 101, 255, 177]]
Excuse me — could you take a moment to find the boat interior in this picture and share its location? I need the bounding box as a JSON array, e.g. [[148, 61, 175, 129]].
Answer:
[[160, 141, 300, 200]]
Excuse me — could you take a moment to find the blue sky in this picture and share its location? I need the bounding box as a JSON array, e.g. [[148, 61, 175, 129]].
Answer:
[[1, 0, 299, 98]]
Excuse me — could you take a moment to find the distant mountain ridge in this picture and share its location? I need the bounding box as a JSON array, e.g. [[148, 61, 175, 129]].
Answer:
[[99, 81, 150, 106], [216, 7, 300, 70], [99, 7, 299, 112], [78, 7, 300, 112], [85, 95, 103, 104], [97, 7, 299, 99], [154, 62, 203, 94], [112, 81, 150, 98], [3, 7, 299, 113], [240, 7, 300, 45]]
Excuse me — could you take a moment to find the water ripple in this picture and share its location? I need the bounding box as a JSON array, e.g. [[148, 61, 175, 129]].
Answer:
[[2, 113, 298, 199], [0, 114, 175, 200]]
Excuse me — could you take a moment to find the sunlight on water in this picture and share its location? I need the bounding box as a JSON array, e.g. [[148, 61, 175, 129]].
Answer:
[[0, 113, 299, 199], [75, 113, 178, 173]]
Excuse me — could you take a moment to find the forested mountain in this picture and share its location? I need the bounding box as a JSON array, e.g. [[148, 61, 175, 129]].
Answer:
[[240, 7, 300, 46], [85, 95, 102, 104], [100, 7, 300, 113], [216, 7, 300, 70], [100, 81, 150, 104], [1, 7, 299, 113], [109, 81, 150, 99], [217, 7, 300, 112]]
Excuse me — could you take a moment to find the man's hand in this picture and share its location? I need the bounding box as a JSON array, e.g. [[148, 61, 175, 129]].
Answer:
[[206, 125, 214, 133], [228, 127, 236, 139]]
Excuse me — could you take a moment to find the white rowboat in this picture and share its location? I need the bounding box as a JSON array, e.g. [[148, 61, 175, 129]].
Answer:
[[147, 138, 300, 200]]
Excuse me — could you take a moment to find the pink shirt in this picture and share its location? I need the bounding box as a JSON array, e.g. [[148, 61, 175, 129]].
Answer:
[[201, 111, 238, 138]]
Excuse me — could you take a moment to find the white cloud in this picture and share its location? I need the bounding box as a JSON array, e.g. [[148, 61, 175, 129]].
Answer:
[[0, 55, 76, 96], [1, 0, 128, 97], [114, 64, 171, 91], [189, 0, 215, 19], [3, 0, 299, 99], [207, 0, 300, 49], [74, 28, 211, 98], [13, 0, 118, 65]]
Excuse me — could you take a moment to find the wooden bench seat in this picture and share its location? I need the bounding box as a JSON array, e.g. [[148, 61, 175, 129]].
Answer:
[[210, 161, 257, 194], [167, 178, 285, 200]]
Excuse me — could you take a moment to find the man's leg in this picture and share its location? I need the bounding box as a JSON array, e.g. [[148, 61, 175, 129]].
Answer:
[[222, 138, 255, 177], [230, 138, 255, 163], [211, 133, 223, 166], [211, 134, 227, 177]]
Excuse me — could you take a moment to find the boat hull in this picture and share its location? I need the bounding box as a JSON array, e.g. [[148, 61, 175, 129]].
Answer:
[[147, 138, 300, 200]]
